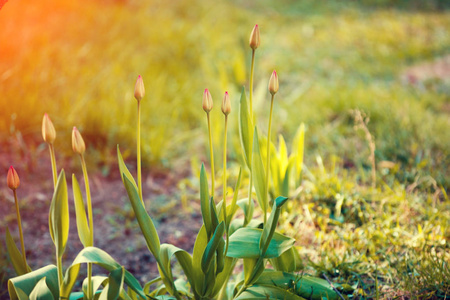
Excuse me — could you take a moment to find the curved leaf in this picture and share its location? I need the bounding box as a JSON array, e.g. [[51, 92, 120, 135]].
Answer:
[[122, 175, 160, 260], [260, 197, 289, 255], [236, 284, 306, 300], [61, 247, 145, 299], [117, 146, 141, 205], [201, 222, 225, 274], [5, 227, 32, 276], [200, 164, 212, 238], [8, 265, 59, 300], [227, 228, 294, 259], [29, 277, 53, 300], [49, 170, 69, 258], [72, 174, 91, 247]]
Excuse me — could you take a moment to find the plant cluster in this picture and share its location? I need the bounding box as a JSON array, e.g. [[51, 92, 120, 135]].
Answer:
[[4, 25, 347, 300]]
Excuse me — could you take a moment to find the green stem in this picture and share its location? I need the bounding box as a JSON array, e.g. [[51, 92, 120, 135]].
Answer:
[[249, 49, 255, 119], [13, 190, 27, 270], [264, 95, 275, 224], [80, 154, 93, 299], [56, 254, 63, 295], [49, 144, 57, 188], [244, 173, 252, 227], [223, 115, 229, 252], [137, 101, 143, 204], [207, 112, 215, 200]]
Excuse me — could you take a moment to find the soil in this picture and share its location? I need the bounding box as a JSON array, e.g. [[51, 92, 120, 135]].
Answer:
[[0, 140, 203, 298]]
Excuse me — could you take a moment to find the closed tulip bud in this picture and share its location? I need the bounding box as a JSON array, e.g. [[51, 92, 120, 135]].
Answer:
[[134, 75, 145, 102], [203, 89, 213, 113], [221, 91, 231, 116], [7, 166, 20, 190], [268, 70, 279, 95], [42, 113, 56, 144], [72, 127, 86, 155], [249, 24, 260, 50]]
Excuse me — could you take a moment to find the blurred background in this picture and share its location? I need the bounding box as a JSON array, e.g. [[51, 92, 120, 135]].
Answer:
[[0, 0, 449, 184], [0, 0, 449, 297]]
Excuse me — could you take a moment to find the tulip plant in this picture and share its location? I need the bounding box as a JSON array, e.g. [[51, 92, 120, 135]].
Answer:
[[5, 25, 344, 300]]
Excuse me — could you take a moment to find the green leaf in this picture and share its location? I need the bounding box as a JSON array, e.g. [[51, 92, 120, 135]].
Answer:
[[211, 257, 237, 297], [8, 265, 59, 300], [270, 247, 302, 272], [251, 128, 267, 215], [117, 146, 142, 206], [253, 271, 340, 300], [201, 222, 225, 274], [192, 226, 208, 296], [49, 170, 69, 258], [159, 244, 195, 298], [239, 87, 253, 169], [105, 267, 125, 300], [5, 227, 31, 276], [82, 275, 108, 298], [29, 277, 53, 300], [227, 227, 294, 259], [72, 174, 91, 247], [200, 164, 212, 238], [259, 197, 289, 255], [61, 247, 145, 299], [235, 284, 307, 300], [226, 167, 242, 228], [122, 175, 161, 260]]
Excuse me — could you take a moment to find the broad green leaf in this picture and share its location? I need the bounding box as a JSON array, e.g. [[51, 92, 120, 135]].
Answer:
[[270, 247, 301, 272], [117, 146, 141, 205], [210, 197, 219, 234], [8, 265, 59, 300], [174, 278, 194, 298], [251, 128, 267, 216], [259, 197, 289, 255], [49, 170, 69, 258], [253, 271, 340, 300], [104, 267, 125, 300], [29, 277, 53, 300], [227, 228, 294, 259], [5, 227, 31, 276], [211, 256, 237, 297], [192, 226, 208, 296], [82, 275, 108, 298], [61, 247, 145, 299], [72, 174, 91, 247], [122, 175, 160, 260], [201, 222, 225, 274], [236, 284, 306, 300], [278, 135, 288, 172], [159, 244, 195, 298], [200, 164, 212, 238], [239, 87, 253, 169]]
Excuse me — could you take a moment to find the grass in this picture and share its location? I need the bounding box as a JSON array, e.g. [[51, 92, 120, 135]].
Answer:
[[1, 0, 449, 297]]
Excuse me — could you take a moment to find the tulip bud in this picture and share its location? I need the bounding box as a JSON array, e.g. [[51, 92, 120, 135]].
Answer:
[[268, 70, 279, 95], [134, 75, 145, 102], [42, 113, 56, 144], [72, 127, 86, 155], [221, 91, 231, 116], [7, 166, 20, 190], [203, 89, 213, 113], [249, 24, 260, 50]]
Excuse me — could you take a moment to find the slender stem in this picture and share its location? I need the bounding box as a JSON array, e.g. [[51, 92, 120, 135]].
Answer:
[[264, 95, 275, 224], [56, 254, 63, 294], [80, 154, 93, 299], [207, 113, 215, 200], [249, 49, 255, 119], [49, 144, 57, 187], [223, 115, 229, 252], [137, 101, 143, 203], [244, 174, 252, 227], [13, 190, 27, 270]]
